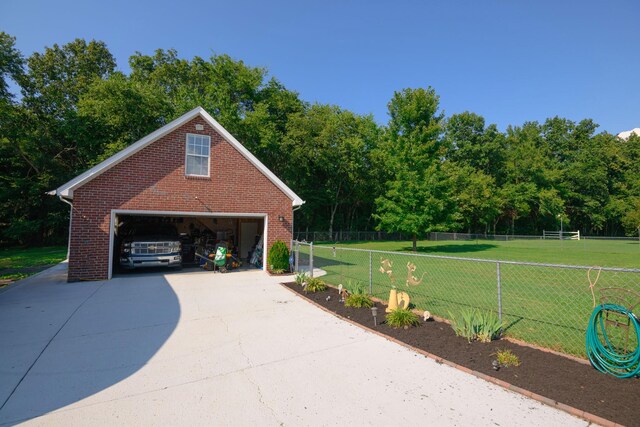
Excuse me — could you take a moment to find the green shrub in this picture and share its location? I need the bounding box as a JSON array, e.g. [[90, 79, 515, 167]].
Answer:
[[448, 309, 502, 343], [344, 280, 373, 308], [386, 308, 420, 328], [345, 280, 366, 295], [294, 272, 308, 286], [345, 293, 374, 308], [268, 240, 290, 272], [493, 349, 521, 367], [305, 277, 327, 292]]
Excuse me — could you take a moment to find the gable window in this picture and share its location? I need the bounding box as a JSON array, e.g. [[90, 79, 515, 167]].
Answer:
[[185, 134, 211, 177]]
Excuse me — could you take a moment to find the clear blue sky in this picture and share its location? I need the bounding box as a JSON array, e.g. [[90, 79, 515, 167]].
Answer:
[[2, 0, 638, 133]]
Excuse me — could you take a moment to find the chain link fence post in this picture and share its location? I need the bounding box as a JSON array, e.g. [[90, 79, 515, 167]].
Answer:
[[497, 261, 503, 325], [309, 242, 314, 278], [369, 250, 373, 295], [294, 241, 299, 272]]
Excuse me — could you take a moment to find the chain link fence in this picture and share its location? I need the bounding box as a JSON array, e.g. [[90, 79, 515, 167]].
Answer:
[[293, 231, 640, 242], [292, 240, 640, 358], [294, 231, 412, 242]]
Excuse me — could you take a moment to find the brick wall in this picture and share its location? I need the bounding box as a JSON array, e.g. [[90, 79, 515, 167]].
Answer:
[[68, 116, 294, 281]]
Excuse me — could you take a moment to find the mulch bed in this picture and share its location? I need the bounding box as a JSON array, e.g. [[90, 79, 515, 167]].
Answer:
[[282, 281, 639, 426]]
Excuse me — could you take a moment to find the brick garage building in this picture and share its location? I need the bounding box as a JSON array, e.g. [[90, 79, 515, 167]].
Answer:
[[52, 107, 304, 281]]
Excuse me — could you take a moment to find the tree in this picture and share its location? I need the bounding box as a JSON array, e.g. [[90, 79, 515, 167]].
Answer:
[[1, 38, 116, 244], [374, 88, 457, 251], [77, 72, 173, 163], [240, 78, 306, 178], [0, 32, 23, 101], [443, 112, 507, 233], [129, 50, 265, 136], [562, 133, 611, 233], [444, 111, 506, 179], [501, 121, 563, 234], [446, 164, 501, 234], [0, 32, 24, 167], [21, 39, 116, 119], [621, 197, 640, 237], [284, 104, 380, 234]]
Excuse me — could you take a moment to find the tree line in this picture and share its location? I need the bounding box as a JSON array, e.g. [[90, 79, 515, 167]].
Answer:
[[1, 33, 639, 247]]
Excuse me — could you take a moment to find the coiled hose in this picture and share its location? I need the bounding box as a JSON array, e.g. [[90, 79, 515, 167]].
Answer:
[[586, 303, 640, 378]]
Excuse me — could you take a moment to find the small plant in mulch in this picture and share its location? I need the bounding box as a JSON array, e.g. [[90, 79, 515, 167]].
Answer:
[[344, 281, 374, 308], [492, 349, 521, 368], [294, 272, 308, 286], [475, 310, 502, 342], [448, 308, 475, 341], [448, 308, 502, 343], [386, 308, 420, 329], [344, 291, 374, 308], [305, 277, 327, 292]]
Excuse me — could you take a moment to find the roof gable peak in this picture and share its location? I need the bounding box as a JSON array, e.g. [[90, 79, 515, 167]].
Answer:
[[52, 107, 304, 207]]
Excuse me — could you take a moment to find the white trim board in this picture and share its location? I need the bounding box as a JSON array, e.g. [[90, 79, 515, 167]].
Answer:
[[108, 209, 268, 279], [53, 107, 304, 207], [113, 210, 268, 218]]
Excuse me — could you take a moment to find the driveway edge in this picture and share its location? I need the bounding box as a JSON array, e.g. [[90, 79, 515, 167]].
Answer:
[[0, 262, 69, 296]]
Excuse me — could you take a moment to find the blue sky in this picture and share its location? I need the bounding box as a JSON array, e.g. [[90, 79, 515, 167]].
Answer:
[[2, 0, 638, 133]]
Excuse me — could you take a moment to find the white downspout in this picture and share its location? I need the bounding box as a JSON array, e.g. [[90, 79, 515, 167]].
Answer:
[[58, 195, 73, 260]]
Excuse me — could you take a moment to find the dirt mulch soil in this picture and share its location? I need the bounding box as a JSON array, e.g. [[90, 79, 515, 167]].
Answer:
[[282, 282, 639, 426]]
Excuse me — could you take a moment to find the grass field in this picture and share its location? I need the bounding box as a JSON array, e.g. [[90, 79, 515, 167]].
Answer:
[[298, 238, 640, 357], [0, 246, 67, 284], [317, 238, 640, 268]]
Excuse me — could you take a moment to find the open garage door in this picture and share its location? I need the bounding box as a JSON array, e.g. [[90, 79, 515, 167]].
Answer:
[[109, 210, 266, 278]]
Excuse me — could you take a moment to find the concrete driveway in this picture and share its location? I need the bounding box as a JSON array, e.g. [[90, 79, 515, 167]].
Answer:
[[0, 264, 590, 426]]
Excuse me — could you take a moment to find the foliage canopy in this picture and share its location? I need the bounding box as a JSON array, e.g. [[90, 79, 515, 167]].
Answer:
[[1, 32, 639, 247]]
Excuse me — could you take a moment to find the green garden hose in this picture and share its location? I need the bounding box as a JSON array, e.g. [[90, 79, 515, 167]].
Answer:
[[586, 303, 640, 378]]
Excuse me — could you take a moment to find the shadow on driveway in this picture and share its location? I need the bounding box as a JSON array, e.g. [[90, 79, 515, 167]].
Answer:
[[0, 263, 180, 425]]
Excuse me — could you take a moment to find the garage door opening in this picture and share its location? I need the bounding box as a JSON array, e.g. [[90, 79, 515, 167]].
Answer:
[[111, 211, 266, 277]]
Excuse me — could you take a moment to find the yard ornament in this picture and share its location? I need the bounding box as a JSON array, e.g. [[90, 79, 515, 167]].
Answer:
[[381, 258, 426, 288], [379, 258, 396, 285], [397, 291, 410, 310], [406, 262, 426, 286], [386, 288, 411, 313], [386, 288, 398, 312]]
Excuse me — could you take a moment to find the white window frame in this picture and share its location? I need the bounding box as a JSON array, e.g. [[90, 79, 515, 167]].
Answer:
[[185, 133, 211, 177]]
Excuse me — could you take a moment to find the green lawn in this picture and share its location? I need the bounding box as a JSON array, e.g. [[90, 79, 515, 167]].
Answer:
[[298, 238, 640, 357], [0, 246, 67, 283], [317, 238, 640, 268]]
